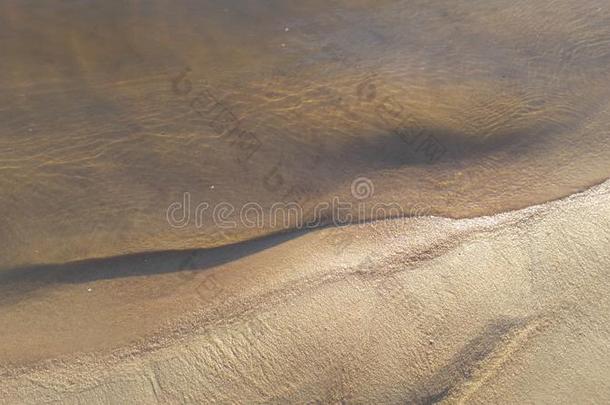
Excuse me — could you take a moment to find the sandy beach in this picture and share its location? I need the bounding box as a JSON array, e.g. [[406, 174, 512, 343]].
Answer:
[[1, 178, 608, 403], [1, 1, 609, 403]]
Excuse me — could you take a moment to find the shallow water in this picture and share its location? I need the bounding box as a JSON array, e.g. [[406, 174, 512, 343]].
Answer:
[[1, 0, 610, 269]]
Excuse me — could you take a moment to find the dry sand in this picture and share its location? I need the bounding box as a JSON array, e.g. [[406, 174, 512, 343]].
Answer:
[[1, 179, 608, 404]]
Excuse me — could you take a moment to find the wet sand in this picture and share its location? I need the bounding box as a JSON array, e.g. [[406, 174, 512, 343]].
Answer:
[[1, 179, 609, 403]]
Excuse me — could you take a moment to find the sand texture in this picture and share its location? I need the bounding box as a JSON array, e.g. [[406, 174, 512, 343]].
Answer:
[[2, 1, 610, 403], [1, 180, 608, 404]]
